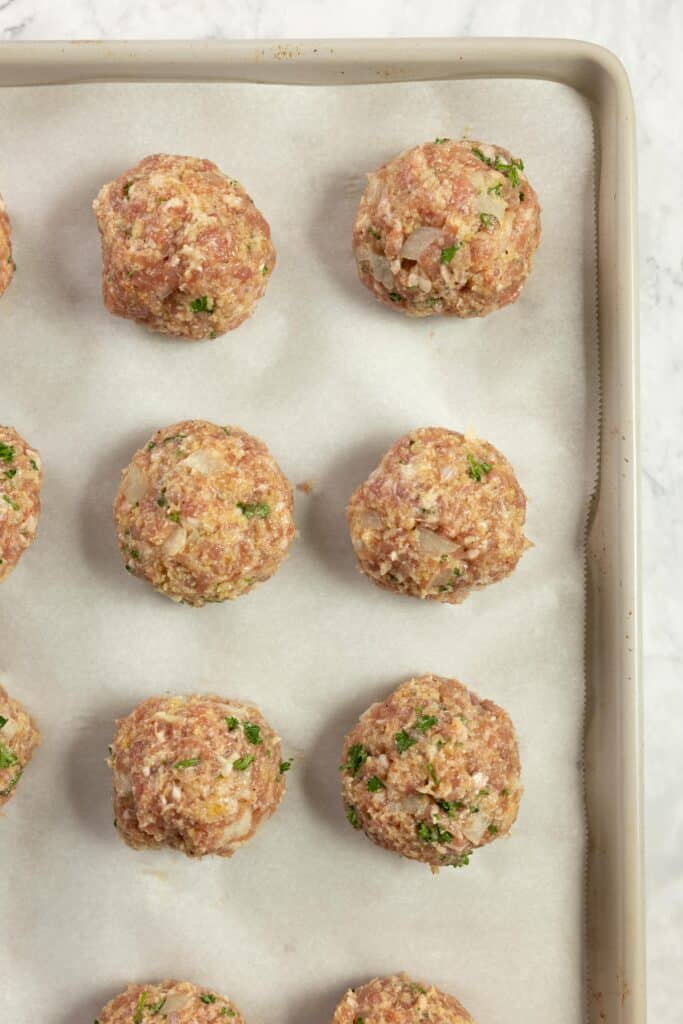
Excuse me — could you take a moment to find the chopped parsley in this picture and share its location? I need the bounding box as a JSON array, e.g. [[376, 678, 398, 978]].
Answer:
[[439, 243, 461, 264], [426, 763, 439, 786], [0, 768, 22, 797], [133, 991, 147, 1024], [150, 998, 167, 1015], [413, 713, 438, 733], [472, 146, 524, 187], [367, 775, 386, 792], [451, 853, 471, 868], [123, 181, 134, 199], [233, 754, 254, 771], [388, 292, 401, 302], [0, 742, 18, 769], [394, 729, 416, 754], [1, 494, 18, 511], [487, 824, 499, 834], [173, 757, 200, 769], [279, 758, 293, 773], [221, 1010, 236, 1018], [147, 442, 156, 451], [437, 799, 465, 815], [261, 265, 269, 275], [4, 468, 17, 479], [416, 820, 453, 844], [355, 1018, 365, 1024], [469, 806, 479, 814], [244, 722, 262, 745], [501, 787, 510, 796], [466, 453, 492, 481], [226, 716, 240, 730], [342, 743, 368, 776], [346, 804, 362, 829], [487, 183, 503, 196], [30, 459, 39, 471], [434, 137, 450, 143], [236, 501, 270, 519], [200, 995, 217, 1005], [167, 510, 181, 523], [162, 434, 186, 445], [519, 190, 525, 201], [0, 715, 6, 728], [0, 444, 14, 468], [479, 212, 496, 228], [189, 295, 214, 313], [478, 788, 490, 796], [367, 226, 381, 239]]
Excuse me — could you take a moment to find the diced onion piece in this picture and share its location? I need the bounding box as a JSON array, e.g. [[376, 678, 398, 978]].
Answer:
[[163, 993, 194, 1015], [355, 511, 384, 532], [400, 226, 442, 260], [477, 191, 507, 221], [180, 448, 226, 475], [368, 252, 396, 291], [415, 526, 458, 556], [121, 464, 149, 505], [162, 525, 187, 556], [462, 814, 489, 844]]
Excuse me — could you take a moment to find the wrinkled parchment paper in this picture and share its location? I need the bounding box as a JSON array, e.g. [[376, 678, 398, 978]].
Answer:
[[0, 78, 597, 1024]]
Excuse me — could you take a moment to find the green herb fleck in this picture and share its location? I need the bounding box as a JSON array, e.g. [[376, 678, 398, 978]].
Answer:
[[519, 191, 525, 201], [244, 722, 262, 745], [129, 548, 140, 560], [189, 295, 214, 313], [123, 181, 134, 199], [30, 459, 38, 471], [487, 823, 499, 834], [342, 743, 369, 777], [221, 1010, 236, 1018], [427, 762, 439, 786], [2, 494, 19, 511], [434, 137, 450, 144], [416, 820, 453, 844], [367, 775, 386, 792], [236, 501, 270, 519], [452, 567, 462, 577], [479, 212, 496, 228], [346, 804, 362, 829], [367, 226, 381, 239], [438, 799, 465, 815], [466, 453, 492, 481], [451, 853, 471, 868], [439, 243, 461, 264], [150, 998, 167, 1015], [413, 713, 438, 733], [0, 768, 22, 798], [4, 468, 17, 479], [478, 788, 490, 796], [501, 787, 510, 796], [133, 991, 147, 1024], [395, 729, 417, 754], [226, 716, 240, 731], [469, 806, 479, 814], [167, 510, 181, 523], [388, 291, 401, 302], [0, 740, 19, 768], [0, 715, 6, 729], [0, 443, 15, 464], [162, 434, 186, 445], [173, 757, 200, 770], [261, 265, 269, 275], [279, 759, 293, 774], [487, 183, 503, 196], [233, 754, 254, 771], [200, 995, 217, 1005], [147, 442, 156, 450], [156, 489, 167, 507]]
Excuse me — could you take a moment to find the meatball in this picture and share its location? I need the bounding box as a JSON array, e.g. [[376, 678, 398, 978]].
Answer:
[[347, 427, 529, 604], [332, 975, 474, 1024], [110, 694, 287, 857], [93, 154, 276, 340], [97, 980, 245, 1024], [340, 675, 522, 870], [0, 427, 42, 583], [0, 192, 14, 297], [114, 420, 295, 606], [352, 138, 541, 318], [0, 683, 41, 809]]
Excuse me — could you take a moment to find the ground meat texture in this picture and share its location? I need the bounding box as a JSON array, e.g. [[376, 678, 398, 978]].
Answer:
[[0, 427, 42, 582], [0, 683, 41, 809], [332, 975, 474, 1024], [0, 192, 14, 297], [347, 427, 529, 604], [97, 979, 245, 1024], [110, 694, 286, 857], [352, 138, 541, 318], [113, 420, 295, 606], [341, 675, 522, 870], [93, 154, 275, 340]]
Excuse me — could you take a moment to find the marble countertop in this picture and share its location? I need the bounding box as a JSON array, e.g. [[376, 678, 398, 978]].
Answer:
[[1, 2, 679, 1020]]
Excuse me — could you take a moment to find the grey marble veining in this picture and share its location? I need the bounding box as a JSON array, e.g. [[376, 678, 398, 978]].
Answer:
[[0, 2, 680, 1021]]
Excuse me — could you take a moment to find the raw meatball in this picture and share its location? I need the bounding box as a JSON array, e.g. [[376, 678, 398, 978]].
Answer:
[[340, 675, 522, 870], [347, 427, 529, 604], [352, 138, 541, 318], [114, 420, 295, 606], [0, 192, 14, 297], [0, 683, 41, 808], [97, 980, 245, 1024], [93, 154, 276, 340], [110, 694, 287, 857], [0, 427, 42, 582], [332, 974, 474, 1024]]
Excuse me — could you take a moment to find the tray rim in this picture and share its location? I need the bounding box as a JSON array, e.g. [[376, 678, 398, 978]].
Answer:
[[0, 36, 643, 1024]]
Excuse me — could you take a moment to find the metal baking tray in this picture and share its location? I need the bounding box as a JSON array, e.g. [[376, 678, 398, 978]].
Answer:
[[0, 38, 642, 1024]]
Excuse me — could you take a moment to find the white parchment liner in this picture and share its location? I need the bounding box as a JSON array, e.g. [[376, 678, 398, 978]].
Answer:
[[0, 78, 597, 1024]]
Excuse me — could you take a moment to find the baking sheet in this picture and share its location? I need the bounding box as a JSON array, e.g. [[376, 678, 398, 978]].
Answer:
[[0, 78, 598, 1024]]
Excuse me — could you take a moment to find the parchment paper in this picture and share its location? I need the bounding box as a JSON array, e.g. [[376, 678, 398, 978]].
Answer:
[[0, 78, 597, 1024]]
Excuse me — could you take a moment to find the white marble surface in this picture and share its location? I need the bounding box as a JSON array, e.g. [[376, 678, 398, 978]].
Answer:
[[0, 1, 679, 1021]]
